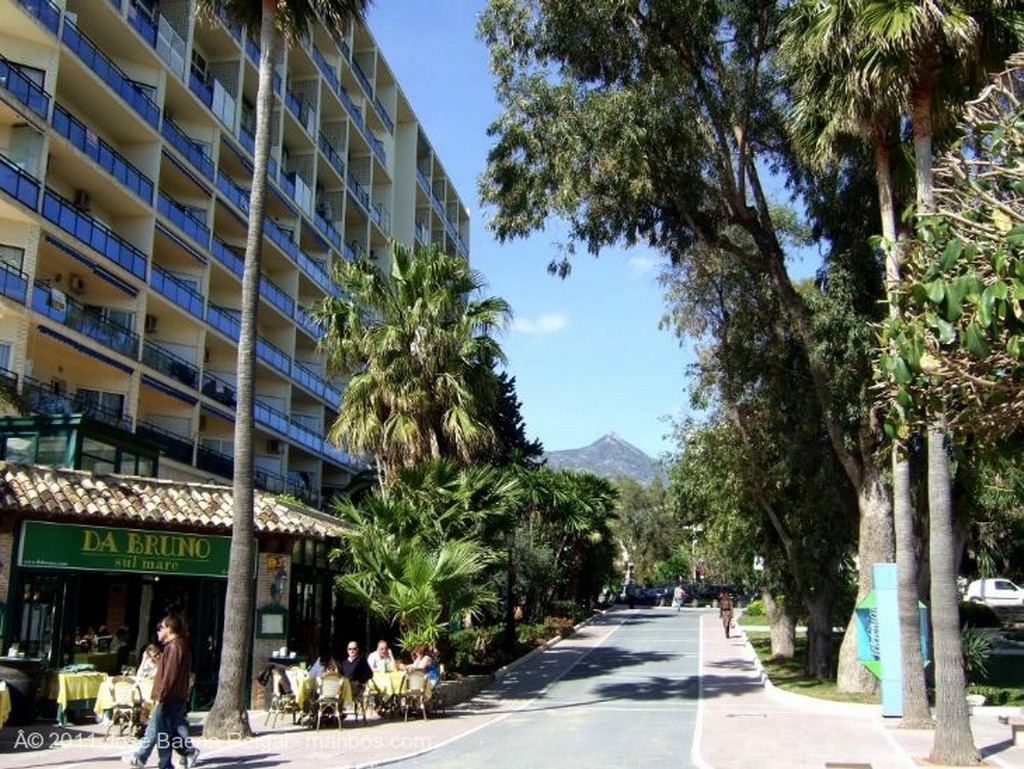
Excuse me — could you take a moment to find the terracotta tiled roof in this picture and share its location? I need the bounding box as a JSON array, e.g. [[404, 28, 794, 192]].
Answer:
[[0, 462, 350, 540]]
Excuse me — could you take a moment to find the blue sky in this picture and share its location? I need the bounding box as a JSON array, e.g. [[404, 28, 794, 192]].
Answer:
[[365, 2, 692, 460]]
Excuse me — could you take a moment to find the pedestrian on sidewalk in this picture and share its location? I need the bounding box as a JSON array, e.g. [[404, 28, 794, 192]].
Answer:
[[718, 590, 734, 638], [672, 582, 686, 612]]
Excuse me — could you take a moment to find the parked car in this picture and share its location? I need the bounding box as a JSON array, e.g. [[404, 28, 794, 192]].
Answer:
[[965, 578, 1024, 606]]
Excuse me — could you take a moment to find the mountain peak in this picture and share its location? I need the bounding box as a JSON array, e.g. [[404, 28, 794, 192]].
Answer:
[[544, 434, 663, 484]]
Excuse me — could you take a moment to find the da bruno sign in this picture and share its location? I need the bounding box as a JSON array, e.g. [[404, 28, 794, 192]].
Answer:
[[19, 520, 231, 577]]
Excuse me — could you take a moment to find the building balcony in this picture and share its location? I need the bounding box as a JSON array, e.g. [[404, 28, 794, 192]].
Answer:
[[42, 189, 148, 280], [0, 262, 29, 306], [317, 135, 345, 179], [216, 172, 250, 215], [127, 0, 158, 48], [255, 337, 291, 377], [15, 0, 61, 36], [61, 19, 161, 130], [141, 340, 199, 390], [149, 264, 205, 320], [31, 282, 141, 360], [260, 276, 294, 317], [21, 374, 133, 432], [162, 117, 215, 183], [52, 104, 155, 204], [0, 55, 50, 119], [135, 418, 194, 464], [210, 236, 244, 279], [0, 153, 41, 211], [201, 371, 236, 408], [373, 96, 394, 134], [157, 192, 211, 250]]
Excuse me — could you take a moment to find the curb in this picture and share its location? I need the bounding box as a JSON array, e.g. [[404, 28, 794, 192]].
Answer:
[[491, 609, 605, 683]]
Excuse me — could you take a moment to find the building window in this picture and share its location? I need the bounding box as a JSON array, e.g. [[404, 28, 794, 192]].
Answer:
[[0, 245, 25, 271], [80, 436, 117, 475]]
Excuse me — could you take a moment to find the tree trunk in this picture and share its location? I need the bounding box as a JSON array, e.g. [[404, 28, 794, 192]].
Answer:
[[894, 448, 932, 728], [763, 591, 795, 659], [874, 133, 932, 726], [204, 2, 277, 740], [836, 465, 892, 693], [804, 586, 834, 680], [927, 421, 979, 765]]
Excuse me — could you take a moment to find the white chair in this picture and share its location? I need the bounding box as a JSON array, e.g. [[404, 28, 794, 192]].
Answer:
[[105, 676, 143, 739], [400, 669, 429, 721], [266, 667, 300, 727], [315, 673, 344, 730]]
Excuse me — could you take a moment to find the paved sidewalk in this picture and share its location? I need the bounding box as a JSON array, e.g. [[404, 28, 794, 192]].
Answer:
[[698, 612, 1024, 769], [0, 610, 1021, 768]]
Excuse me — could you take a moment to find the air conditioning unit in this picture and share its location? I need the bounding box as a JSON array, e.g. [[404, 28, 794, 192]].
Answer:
[[73, 189, 91, 212], [68, 275, 86, 294], [144, 314, 158, 333], [266, 439, 283, 455]]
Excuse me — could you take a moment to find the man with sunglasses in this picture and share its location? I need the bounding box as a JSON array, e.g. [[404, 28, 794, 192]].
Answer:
[[122, 616, 199, 769], [339, 642, 372, 686]]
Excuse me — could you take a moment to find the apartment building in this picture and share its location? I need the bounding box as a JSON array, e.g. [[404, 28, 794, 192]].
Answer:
[[0, 0, 471, 706], [0, 0, 470, 500]]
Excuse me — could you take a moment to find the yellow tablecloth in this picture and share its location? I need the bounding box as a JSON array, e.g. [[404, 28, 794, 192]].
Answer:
[[0, 682, 10, 728], [93, 676, 154, 713], [370, 671, 406, 696], [56, 671, 107, 710], [286, 668, 319, 711]]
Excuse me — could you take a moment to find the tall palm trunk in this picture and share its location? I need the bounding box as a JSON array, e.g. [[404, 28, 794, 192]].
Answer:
[[927, 421, 978, 765], [875, 133, 932, 728], [910, 74, 977, 762], [204, 0, 277, 739]]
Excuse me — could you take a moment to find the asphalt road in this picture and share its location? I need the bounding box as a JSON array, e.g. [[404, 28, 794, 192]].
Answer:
[[390, 610, 701, 769]]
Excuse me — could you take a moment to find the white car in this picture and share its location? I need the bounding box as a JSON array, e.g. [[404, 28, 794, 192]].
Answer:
[[965, 578, 1024, 606]]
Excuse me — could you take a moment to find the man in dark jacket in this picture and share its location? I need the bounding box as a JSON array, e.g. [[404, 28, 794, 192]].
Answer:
[[155, 615, 198, 769], [340, 641, 372, 685], [122, 615, 198, 768]]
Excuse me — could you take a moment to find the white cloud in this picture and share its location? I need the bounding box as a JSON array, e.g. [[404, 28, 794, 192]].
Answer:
[[512, 313, 568, 335], [627, 254, 659, 276]]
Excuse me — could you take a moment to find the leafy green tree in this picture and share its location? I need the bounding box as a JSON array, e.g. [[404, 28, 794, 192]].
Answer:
[[196, 0, 369, 739], [312, 241, 511, 486], [478, 0, 898, 688], [780, 0, 929, 716], [480, 372, 545, 467], [612, 477, 676, 584]]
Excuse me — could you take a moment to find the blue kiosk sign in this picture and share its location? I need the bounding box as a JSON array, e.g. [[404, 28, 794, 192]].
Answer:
[[855, 562, 930, 717]]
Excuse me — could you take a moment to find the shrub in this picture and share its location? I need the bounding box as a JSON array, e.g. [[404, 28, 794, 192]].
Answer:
[[959, 601, 1001, 628], [961, 626, 992, 683], [743, 599, 765, 617]]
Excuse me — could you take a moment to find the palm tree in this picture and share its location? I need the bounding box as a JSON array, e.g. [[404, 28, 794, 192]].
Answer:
[[781, 0, 931, 723], [312, 241, 511, 485], [195, 0, 370, 739], [859, 2, 1020, 761]]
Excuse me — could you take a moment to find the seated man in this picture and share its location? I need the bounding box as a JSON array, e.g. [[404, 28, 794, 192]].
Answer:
[[366, 640, 394, 672], [340, 641, 372, 697]]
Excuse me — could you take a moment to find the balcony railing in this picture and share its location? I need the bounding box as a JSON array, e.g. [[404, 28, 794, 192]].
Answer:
[[42, 188, 148, 279], [188, 69, 213, 108], [142, 340, 199, 390], [201, 371, 236, 408], [346, 172, 370, 214], [215, 5, 242, 41], [149, 264, 205, 319], [351, 59, 373, 98], [61, 20, 160, 129], [127, 1, 158, 48], [196, 442, 233, 478], [15, 0, 61, 36], [311, 46, 341, 98], [254, 399, 289, 436], [216, 172, 250, 215], [0, 153, 41, 211], [0, 55, 50, 119], [157, 192, 210, 249], [135, 419, 193, 464], [22, 375, 133, 431], [318, 135, 345, 179], [294, 307, 320, 340], [293, 361, 341, 408], [0, 262, 29, 305], [52, 104, 154, 204], [255, 337, 291, 376], [162, 117, 215, 182], [32, 282, 140, 359], [314, 212, 343, 252], [260, 276, 294, 317], [210, 236, 244, 279], [373, 96, 394, 134], [206, 304, 240, 341]]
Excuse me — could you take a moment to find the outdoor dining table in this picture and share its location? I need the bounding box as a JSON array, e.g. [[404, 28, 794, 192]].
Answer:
[[50, 670, 107, 726], [0, 681, 10, 728], [93, 676, 154, 718], [289, 669, 360, 727]]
